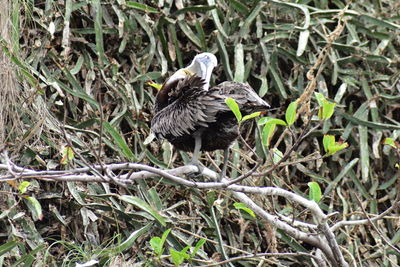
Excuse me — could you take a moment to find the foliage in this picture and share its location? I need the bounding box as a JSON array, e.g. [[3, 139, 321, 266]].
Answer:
[[0, 0, 400, 266]]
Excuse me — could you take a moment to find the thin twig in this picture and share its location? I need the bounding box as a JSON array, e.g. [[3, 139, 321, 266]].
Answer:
[[354, 194, 400, 254], [198, 251, 320, 267]]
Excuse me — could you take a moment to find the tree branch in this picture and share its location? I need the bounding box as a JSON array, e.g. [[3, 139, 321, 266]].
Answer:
[[0, 151, 351, 266]]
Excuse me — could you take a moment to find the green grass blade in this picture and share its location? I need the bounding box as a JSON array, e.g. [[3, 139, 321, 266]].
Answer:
[[119, 196, 166, 226], [178, 21, 202, 48], [207, 0, 228, 38], [93, 0, 107, 65], [233, 43, 244, 82], [102, 121, 136, 161], [270, 52, 287, 99], [99, 223, 152, 255], [125, 1, 159, 13], [239, 1, 264, 38], [0, 240, 19, 257], [216, 32, 233, 80], [296, 30, 309, 57], [359, 116, 370, 183], [173, 5, 216, 15]]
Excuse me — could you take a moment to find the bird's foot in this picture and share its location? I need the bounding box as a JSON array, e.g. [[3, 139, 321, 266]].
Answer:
[[187, 161, 204, 179], [218, 171, 226, 182]]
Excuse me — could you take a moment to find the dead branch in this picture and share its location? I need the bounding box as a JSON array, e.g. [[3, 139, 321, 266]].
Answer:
[[0, 151, 350, 266]]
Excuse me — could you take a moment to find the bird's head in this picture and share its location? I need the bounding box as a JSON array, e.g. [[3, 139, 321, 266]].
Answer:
[[164, 53, 218, 91]]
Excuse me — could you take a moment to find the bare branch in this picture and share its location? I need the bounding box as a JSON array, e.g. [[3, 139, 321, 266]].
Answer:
[[197, 251, 323, 267], [0, 151, 350, 266]]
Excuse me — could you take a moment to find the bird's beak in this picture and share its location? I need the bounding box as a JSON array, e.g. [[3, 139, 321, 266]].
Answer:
[[185, 53, 218, 90]]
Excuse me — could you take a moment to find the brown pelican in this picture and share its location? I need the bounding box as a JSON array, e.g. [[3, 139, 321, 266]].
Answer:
[[151, 53, 269, 179]]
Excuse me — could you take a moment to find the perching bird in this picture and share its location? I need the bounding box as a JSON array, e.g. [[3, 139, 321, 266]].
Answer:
[[151, 53, 270, 179]]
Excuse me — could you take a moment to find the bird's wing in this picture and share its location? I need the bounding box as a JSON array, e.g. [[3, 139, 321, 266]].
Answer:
[[211, 81, 270, 113], [151, 80, 269, 139], [151, 77, 224, 139]]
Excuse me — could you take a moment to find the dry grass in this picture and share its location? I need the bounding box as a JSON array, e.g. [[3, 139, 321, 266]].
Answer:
[[0, 0, 23, 144]]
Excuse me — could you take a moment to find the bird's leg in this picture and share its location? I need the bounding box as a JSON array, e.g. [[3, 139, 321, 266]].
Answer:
[[190, 132, 204, 174], [219, 148, 229, 181]]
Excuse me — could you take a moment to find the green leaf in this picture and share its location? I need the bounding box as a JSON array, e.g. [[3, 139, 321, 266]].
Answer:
[[315, 93, 336, 120], [285, 101, 298, 126], [125, 1, 159, 13], [239, 1, 265, 38], [383, 138, 397, 148], [273, 2, 310, 30], [272, 148, 284, 164], [323, 135, 348, 155], [242, 112, 261, 122], [308, 182, 322, 203], [93, 0, 107, 65], [323, 135, 335, 153], [296, 30, 310, 57], [191, 239, 206, 257], [59, 68, 100, 110], [233, 202, 256, 218], [150, 237, 163, 255], [262, 123, 276, 147], [12, 244, 45, 266], [339, 110, 400, 130], [119, 195, 166, 226], [23, 196, 43, 221], [0, 240, 18, 257], [70, 55, 84, 75], [131, 72, 162, 83], [270, 52, 287, 98], [207, 0, 228, 38], [328, 142, 349, 155], [315, 92, 325, 106], [258, 116, 271, 125], [99, 224, 152, 256], [215, 30, 233, 79], [229, 0, 250, 15], [268, 118, 287, 126], [60, 145, 74, 165], [258, 117, 287, 126], [317, 107, 323, 120], [18, 181, 30, 194], [170, 248, 189, 266], [133, 11, 156, 72], [234, 43, 244, 82], [150, 236, 162, 254], [102, 121, 136, 161], [181, 245, 191, 254], [160, 228, 171, 251], [173, 5, 216, 15], [225, 97, 242, 122], [322, 99, 336, 120], [177, 21, 202, 48]]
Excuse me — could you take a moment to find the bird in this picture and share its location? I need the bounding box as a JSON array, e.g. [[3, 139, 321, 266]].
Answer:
[[151, 53, 270, 179]]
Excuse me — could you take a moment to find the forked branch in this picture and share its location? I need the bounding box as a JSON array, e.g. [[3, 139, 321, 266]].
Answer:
[[0, 151, 351, 266]]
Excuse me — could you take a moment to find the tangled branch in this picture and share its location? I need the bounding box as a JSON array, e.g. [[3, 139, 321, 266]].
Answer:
[[0, 151, 354, 266], [2, 146, 399, 266]]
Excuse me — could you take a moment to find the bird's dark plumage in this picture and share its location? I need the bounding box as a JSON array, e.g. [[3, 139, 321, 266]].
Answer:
[[151, 52, 269, 179], [151, 74, 269, 152]]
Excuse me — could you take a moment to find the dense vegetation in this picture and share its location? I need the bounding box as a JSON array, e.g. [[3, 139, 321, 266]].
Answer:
[[0, 0, 399, 266]]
